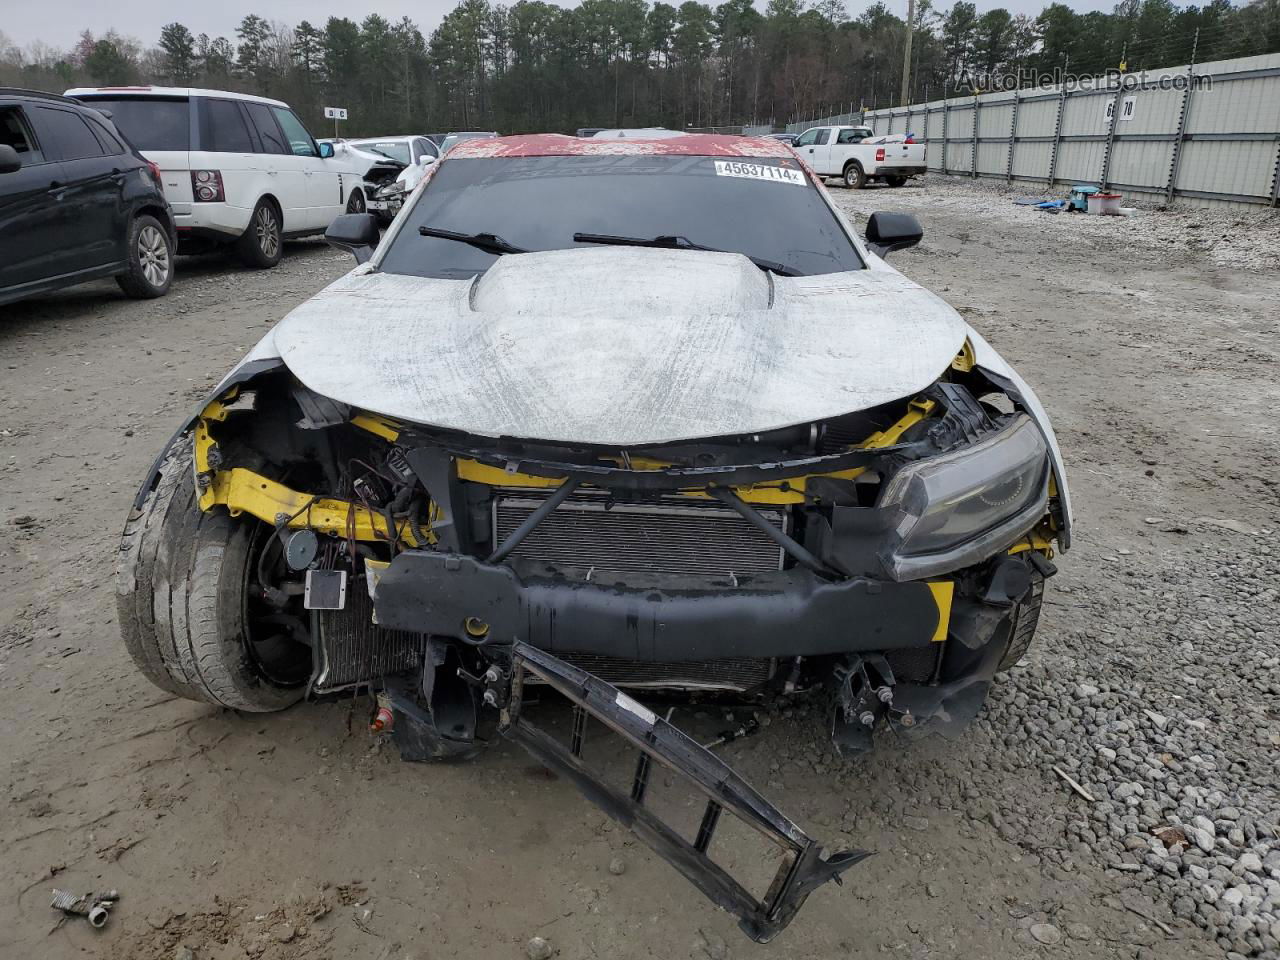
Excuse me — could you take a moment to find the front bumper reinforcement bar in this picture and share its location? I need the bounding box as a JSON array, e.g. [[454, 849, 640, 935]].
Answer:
[[500, 641, 870, 942]]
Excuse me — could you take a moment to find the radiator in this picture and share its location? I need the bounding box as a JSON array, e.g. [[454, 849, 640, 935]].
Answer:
[[493, 492, 787, 578], [314, 581, 422, 693]]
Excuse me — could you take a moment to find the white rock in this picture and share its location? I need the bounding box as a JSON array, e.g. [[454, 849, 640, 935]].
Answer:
[[1029, 923, 1062, 945], [1192, 827, 1216, 853], [1143, 709, 1170, 730]]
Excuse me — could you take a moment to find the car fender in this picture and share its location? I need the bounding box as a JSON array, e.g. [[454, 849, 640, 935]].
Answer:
[[127, 260, 381, 512], [127, 354, 283, 511], [965, 327, 1073, 549]]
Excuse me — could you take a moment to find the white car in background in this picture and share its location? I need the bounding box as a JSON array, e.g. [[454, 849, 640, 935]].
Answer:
[[340, 136, 440, 223], [66, 86, 368, 267]]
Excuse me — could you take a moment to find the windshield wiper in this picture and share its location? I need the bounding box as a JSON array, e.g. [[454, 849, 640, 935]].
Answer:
[[418, 226, 527, 256], [572, 232, 801, 277]]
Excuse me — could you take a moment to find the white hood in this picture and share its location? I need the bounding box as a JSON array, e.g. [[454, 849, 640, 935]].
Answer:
[[268, 247, 968, 446]]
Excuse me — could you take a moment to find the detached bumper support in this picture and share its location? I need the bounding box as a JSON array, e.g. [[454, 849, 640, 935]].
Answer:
[[502, 641, 870, 942]]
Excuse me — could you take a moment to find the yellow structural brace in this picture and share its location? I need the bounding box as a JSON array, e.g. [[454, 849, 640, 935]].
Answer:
[[205, 394, 943, 541], [196, 394, 422, 546], [372, 397, 939, 507], [203, 467, 423, 546]]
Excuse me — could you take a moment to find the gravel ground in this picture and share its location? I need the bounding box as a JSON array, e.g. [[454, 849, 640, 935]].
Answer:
[[833, 175, 1280, 959], [863, 172, 1280, 272], [1, 182, 1278, 960]]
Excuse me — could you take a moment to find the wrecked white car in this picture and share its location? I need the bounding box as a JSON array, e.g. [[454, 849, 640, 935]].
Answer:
[[341, 137, 440, 222], [317, 138, 432, 216], [117, 133, 1069, 941]]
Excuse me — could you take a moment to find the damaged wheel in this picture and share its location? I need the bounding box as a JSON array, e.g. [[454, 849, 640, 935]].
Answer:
[[115, 436, 311, 711]]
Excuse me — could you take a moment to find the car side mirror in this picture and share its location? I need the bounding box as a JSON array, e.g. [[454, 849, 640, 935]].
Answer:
[[865, 211, 923, 258], [318, 141, 335, 159], [325, 213, 380, 264], [418, 155, 435, 166], [0, 144, 21, 174]]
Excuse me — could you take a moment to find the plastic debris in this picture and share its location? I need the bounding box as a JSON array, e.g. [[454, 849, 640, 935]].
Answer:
[[51, 889, 119, 929]]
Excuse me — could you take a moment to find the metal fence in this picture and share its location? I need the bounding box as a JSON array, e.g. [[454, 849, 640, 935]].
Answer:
[[786, 53, 1280, 210]]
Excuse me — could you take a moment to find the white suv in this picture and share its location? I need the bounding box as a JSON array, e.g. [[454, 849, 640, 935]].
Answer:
[[65, 87, 367, 268]]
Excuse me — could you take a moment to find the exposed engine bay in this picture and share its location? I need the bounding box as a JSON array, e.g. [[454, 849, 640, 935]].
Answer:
[[127, 341, 1064, 938], [184, 354, 1057, 696]]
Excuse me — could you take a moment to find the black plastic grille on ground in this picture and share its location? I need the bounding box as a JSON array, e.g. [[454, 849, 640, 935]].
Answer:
[[501, 641, 869, 942]]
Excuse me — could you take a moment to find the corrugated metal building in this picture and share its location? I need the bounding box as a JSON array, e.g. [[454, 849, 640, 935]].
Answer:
[[786, 53, 1280, 211]]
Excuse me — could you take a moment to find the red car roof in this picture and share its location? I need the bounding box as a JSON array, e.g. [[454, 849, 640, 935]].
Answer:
[[447, 133, 799, 160]]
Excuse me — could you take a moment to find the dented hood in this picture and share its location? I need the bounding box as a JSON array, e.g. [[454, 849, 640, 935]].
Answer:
[[269, 247, 968, 445]]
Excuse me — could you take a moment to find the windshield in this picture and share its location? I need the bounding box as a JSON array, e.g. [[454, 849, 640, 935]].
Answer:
[[350, 140, 411, 164], [73, 96, 189, 151], [379, 154, 864, 279]]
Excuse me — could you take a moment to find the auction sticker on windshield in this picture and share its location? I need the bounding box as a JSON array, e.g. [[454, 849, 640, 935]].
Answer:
[[712, 159, 805, 186]]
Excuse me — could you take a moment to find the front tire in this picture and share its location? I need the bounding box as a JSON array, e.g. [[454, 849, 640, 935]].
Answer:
[[237, 199, 283, 269], [996, 574, 1045, 671], [117, 215, 173, 298], [843, 162, 866, 189], [345, 188, 366, 214], [116, 438, 309, 711]]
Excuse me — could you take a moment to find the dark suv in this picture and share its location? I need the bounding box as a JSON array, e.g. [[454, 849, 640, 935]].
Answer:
[[0, 89, 175, 307]]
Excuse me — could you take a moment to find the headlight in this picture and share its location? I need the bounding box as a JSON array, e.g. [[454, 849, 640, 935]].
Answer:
[[878, 415, 1049, 580], [376, 182, 405, 199]]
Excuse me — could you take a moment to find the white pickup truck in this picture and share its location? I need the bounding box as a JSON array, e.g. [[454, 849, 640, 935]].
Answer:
[[792, 125, 927, 189]]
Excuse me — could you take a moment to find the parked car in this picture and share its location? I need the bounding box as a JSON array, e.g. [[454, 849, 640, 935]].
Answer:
[[64, 86, 368, 267], [439, 130, 498, 154], [0, 88, 175, 306], [342, 136, 439, 223], [346, 136, 439, 168], [317, 136, 437, 208], [116, 132, 1068, 942], [766, 132, 798, 145], [316, 137, 402, 190], [793, 124, 927, 188]]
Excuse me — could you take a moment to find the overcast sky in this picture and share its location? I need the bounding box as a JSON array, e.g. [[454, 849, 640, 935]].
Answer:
[[6, 0, 1115, 52]]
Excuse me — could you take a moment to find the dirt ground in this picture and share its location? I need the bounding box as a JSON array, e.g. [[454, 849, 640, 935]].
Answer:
[[2, 179, 1278, 960]]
